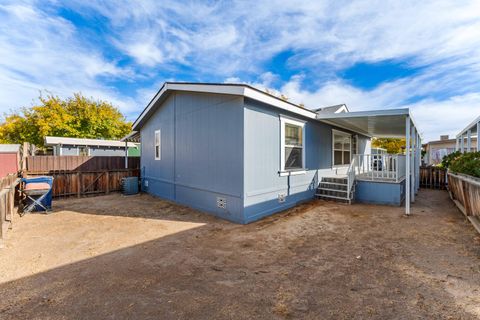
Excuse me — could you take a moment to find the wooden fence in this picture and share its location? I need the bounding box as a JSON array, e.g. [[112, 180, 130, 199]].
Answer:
[[25, 169, 140, 198], [420, 166, 447, 189], [26, 156, 140, 172], [448, 172, 480, 233], [0, 174, 20, 245]]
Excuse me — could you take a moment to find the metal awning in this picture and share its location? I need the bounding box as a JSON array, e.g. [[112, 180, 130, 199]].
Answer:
[[317, 108, 421, 216], [316, 108, 416, 138]]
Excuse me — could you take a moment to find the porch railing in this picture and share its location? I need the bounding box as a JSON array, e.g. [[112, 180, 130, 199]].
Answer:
[[353, 154, 406, 182]]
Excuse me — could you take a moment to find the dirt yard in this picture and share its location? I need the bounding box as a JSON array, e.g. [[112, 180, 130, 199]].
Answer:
[[0, 189, 479, 319]]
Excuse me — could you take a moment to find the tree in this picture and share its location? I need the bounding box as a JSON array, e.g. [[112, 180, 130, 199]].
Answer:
[[0, 93, 132, 148], [372, 138, 406, 154]]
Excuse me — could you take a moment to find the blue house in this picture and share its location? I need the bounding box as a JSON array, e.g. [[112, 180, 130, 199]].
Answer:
[[129, 82, 421, 224]]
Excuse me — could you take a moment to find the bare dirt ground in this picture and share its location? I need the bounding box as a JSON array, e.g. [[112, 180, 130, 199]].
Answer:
[[0, 189, 479, 319]]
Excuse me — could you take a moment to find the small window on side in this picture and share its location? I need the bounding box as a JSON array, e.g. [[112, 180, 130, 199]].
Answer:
[[155, 130, 161, 160]]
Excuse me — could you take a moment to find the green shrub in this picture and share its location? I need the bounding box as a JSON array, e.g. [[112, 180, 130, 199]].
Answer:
[[440, 151, 462, 169], [449, 151, 480, 178]]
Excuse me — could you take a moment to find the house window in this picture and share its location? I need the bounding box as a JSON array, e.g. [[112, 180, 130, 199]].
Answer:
[[333, 130, 351, 166], [154, 130, 161, 160], [280, 116, 306, 175]]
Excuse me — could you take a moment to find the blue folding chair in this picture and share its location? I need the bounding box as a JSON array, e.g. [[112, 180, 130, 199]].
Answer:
[[21, 176, 54, 215]]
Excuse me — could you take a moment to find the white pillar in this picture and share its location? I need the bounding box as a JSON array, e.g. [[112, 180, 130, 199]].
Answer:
[[467, 129, 472, 152], [405, 116, 411, 215], [411, 125, 416, 203], [415, 132, 422, 194], [455, 137, 460, 151], [125, 141, 128, 169], [461, 135, 464, 153], [477, 121, 480, 151]]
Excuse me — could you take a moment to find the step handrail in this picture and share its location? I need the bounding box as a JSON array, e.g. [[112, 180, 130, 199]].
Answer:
[[346, 156, 356, 200]]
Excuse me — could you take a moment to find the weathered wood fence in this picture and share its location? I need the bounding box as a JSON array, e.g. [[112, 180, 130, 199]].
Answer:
[[0, 174, 20, 245], [448, 172, 480, 234], [25, 169, 140, 198], [420, 166, 447, 189], [26, 156, 140, 172]]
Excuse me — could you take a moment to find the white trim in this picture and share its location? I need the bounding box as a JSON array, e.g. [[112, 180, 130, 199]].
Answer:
[[154, 129, 161, 160], [317, 108, 410, 120], [279, 170, 307, 177], [335, 105, 349, 113], [331, 129, 352, 167], [132, 83, 317, 130], [456, 115, 480, 138], [280, 115, 306, 174], [45, 136, 136, 148]]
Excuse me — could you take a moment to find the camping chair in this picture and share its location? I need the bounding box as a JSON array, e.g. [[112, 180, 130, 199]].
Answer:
[[20, 176, 54, 216]]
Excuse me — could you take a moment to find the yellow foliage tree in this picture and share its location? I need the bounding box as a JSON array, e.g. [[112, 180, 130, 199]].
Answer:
[[372, 138, 406, 154], [0, 93, 131, 148]]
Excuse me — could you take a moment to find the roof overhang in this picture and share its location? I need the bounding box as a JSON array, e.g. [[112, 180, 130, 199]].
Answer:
[[456, 115, 480, 138], [121, 131, 141, 142], [316, 108, 419, 138], [44, 136, 137, 148], [132, 82, 317, 130]]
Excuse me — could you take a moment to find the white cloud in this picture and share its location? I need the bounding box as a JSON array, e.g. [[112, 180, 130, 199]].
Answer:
[[1, 0, 479, 142], [0, 2, 137, 118]]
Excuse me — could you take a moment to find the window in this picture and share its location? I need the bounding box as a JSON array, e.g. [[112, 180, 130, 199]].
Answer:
[[333, 130, 351, 166], [154, 130, 161, 160], [280, 116, 306, 175]]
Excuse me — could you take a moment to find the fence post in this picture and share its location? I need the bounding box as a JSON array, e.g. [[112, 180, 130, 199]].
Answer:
[[77, 172, 82, 198], [105, 171, 110, 194]]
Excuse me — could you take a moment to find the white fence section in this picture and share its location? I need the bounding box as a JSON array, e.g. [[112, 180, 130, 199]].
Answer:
[[353, 154, 406, 182]]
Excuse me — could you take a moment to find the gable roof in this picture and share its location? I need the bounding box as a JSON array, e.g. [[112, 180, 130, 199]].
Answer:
[[44, 136, 137, 148], [132, 82, 317, 130], [314, 104, 349, 115]]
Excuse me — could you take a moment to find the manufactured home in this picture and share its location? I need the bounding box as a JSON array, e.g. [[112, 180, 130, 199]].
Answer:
[[128, 82, 421, 224]]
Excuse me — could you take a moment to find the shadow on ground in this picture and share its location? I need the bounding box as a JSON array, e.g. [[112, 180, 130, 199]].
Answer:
[[0, 190, 479, 319]]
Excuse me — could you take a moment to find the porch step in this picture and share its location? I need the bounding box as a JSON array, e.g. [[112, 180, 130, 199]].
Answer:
[[322, 177, 348, 184], [315, 193, 351, 204], [316, 175, 354, 204], [318, 181, 348, 191]]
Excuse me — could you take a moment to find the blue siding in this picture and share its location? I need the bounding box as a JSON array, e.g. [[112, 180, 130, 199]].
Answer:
[[355, 180, 405, 206], [140, 92, 245, 223], [243, 98, 365, 223], [139, 91, 376, 224]]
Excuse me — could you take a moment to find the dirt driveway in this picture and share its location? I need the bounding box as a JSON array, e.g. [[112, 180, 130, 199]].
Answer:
[[0, 189, 479, 319]]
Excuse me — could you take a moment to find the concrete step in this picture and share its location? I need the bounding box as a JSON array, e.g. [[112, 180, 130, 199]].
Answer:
[[318, 182, 348, 191], [317, 187, 348, 193], [321, 177, 348, 184]]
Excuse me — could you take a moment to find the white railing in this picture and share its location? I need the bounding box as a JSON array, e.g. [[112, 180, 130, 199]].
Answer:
[[346, 156, 356, 200], [353, 154, 406, 182]]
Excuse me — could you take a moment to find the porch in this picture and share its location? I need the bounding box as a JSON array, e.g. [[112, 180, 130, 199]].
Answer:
[[317, 108, 421, 214]]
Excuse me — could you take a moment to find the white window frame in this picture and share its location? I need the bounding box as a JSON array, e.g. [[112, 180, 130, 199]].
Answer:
[[332, 129, 352, 167], [154, 129, 161, 160], [279, 115, 306, 176]]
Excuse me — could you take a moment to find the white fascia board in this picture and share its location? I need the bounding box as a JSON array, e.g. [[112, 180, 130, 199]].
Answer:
[[316, 108, 409, 120], [44, 136, 136, 148], [334, 105, 349, 113], [132, 84, 168, 130], [456, 115, 480, 138], [132, 83, 317, 131], [244, 87, 316, 119]]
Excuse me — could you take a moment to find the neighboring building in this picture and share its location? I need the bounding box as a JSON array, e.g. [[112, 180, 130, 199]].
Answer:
[[424, 135, 478, 165], [44, 137, 139, 156], [0, 144, 21, 177], [131, 82, 421, 224]]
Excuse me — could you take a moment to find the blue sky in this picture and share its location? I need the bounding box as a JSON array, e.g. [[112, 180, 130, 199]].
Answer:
[[1, 0, 480, 141]]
